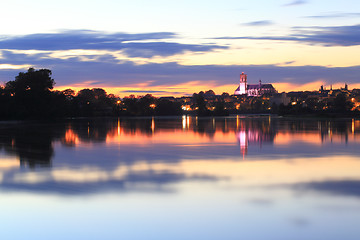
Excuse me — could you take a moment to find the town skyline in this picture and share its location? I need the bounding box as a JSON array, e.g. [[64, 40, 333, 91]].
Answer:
[[1, 0, 360, 97]]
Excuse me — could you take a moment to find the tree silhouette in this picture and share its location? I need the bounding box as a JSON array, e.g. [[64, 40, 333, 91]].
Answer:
[[334, 93, 353, 112], [5, 68, 54, 96], [3, 68, 57, 118]]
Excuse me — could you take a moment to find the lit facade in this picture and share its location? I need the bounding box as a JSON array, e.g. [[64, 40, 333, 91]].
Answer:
[[234, 72, 247, 95], [234, 72, 276, 97]]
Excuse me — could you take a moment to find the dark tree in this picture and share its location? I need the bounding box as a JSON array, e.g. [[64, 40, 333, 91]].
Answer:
[[5, 68, 55, 96], [75, 88, 114, 116], [155, 99, 182, 116], [62, 89, 76, 98], [214, 100, 229, 116], [192, 93, 210, 116], [92, 88, 107, 100], [334, 93, 353, 112], [137, 94, 156, 116], [205, 90, 215, 96], [122, 97, 139, 116], [2, 68, 60, 118]]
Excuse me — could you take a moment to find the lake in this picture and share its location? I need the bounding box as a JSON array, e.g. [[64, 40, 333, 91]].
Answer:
[[0, 116, 360, 240]]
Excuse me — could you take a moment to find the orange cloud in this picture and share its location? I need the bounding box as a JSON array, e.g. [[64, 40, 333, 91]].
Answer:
[[55, 81, 238, 97]]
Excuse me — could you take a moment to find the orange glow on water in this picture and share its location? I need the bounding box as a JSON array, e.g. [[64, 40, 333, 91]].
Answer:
[[62, 129, 80, 146], [1, 117, 360, 189]]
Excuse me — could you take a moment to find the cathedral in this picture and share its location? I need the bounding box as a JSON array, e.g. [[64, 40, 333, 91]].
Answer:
[[234, 72, 276, 97]]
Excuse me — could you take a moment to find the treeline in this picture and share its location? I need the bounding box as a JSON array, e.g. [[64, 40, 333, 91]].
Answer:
[[3, 68, 356, 120], [0, 68, 183, 119]]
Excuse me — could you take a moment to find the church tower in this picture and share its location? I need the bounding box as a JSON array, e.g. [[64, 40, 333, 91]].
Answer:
[[234, 72, 247, 95], [237, 72, 247, 95]]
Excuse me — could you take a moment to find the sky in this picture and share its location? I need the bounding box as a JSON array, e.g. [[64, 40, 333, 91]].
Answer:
[[0, 0, 360, 96]]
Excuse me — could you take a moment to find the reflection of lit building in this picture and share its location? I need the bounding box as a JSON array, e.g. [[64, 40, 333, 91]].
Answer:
[[236, 120, 275, 158], [237, 131, 248, 157], [237, 130, 264, 157]]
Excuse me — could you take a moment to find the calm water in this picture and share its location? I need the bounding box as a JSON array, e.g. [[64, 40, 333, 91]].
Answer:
[[1, 116, 360, 240]]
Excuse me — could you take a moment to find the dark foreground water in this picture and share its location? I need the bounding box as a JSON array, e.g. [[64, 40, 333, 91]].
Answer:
[[0, 116, 360, 240]]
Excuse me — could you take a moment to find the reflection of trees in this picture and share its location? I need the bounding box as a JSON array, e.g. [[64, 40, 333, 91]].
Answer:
[[70, 119, 115, 143], [193, 118, 216, 139], [1, 117, 359, 168], [119, 118, 155, 136], [319, 120, 350, 143], [274, 119, 354, 143], [0, 123, 66, 168]]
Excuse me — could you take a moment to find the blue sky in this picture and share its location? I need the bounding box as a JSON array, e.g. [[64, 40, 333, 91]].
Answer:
[[1, 0, 360, 96]]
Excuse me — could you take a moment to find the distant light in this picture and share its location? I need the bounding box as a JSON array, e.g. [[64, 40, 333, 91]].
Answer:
[[291, 102, 297, 105], [117, 100, 121, 104], [150, 104, 156, 109], [182, 105, 191, 111]]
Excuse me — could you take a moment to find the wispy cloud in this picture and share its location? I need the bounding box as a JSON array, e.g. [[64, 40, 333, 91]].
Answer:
[[121, 42, 227, 58], [304, 12, 360, 19], [283, 0, 308, 7], [293, 180, 360, 198], [242, 20, 274, 26], [1, 50, 360, 92], [0, 30, 227, 58], [0, 30, 175, 50], [216, 24, 360, 46], [121, 90, 178, 94]]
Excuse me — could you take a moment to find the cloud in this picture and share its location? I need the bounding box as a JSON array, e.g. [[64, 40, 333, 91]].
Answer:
[[304, 12, 360, 19], [1, 50, 360, 94], [121, 90, 170, 93], [122, 42, 227, 58], [0, 30, 227, 58], [242, 20, 274, 26], [283, 0, 308, 6], [0, 30, 175, 50], [293, 180, 360, 198], [120, 90, 185, 95], [0, 170, 220, 195], [216, 24, 360, 46]]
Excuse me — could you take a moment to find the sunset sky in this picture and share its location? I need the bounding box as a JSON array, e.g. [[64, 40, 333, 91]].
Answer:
[[0, 0, 360, 97]]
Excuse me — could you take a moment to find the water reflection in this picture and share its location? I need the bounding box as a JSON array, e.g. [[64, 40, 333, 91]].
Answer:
[[1, 116, 360, 167], [294, 180, 360, 198], [1, 117, 360, 240], [0, 123, 63, 168], [0, 116, 360, 196]]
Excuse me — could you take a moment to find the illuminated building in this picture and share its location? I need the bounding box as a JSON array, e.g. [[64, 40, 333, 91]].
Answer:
[[234, 72, 276, 97], [234, 72, 247, 95]]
